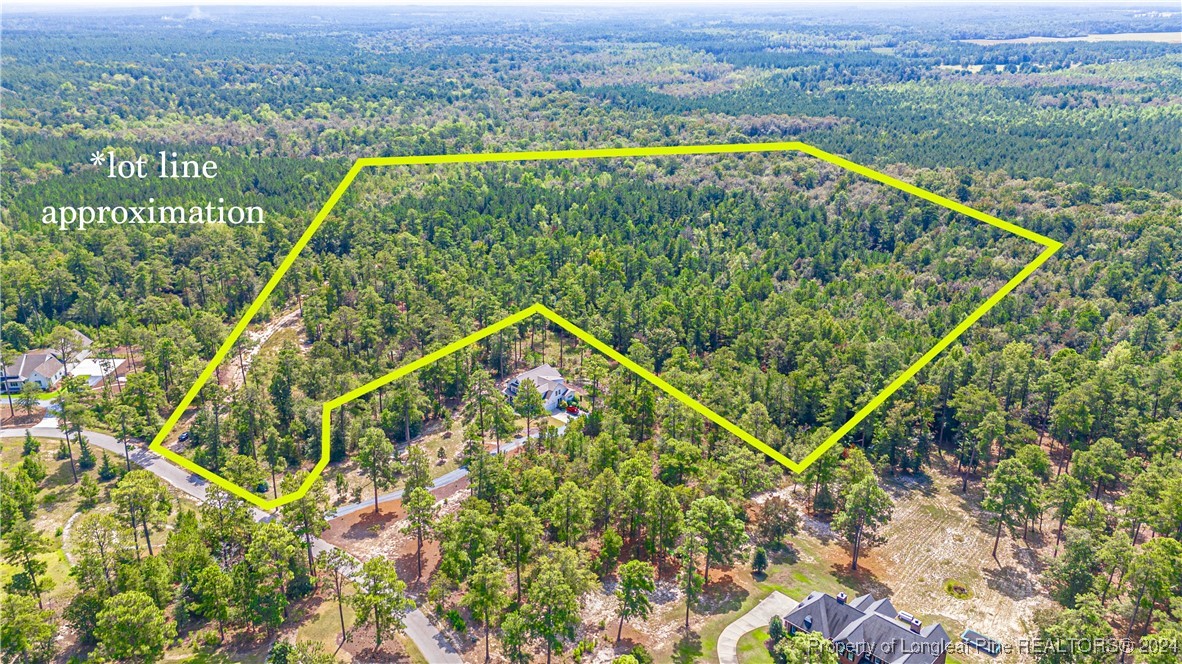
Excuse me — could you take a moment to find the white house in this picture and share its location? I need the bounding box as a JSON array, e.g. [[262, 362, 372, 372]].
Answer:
[[69, 357, 127, 387], [1, 351, 65, 393], [503, 363, 572, 411], [1, 330, 99, 394]]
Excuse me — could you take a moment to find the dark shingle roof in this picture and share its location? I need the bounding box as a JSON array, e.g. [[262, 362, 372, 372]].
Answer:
[[784, 592, 950, 664]]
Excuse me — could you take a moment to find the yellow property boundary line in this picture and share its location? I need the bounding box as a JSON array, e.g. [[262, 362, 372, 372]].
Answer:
[[148, 141, 1061, 509]]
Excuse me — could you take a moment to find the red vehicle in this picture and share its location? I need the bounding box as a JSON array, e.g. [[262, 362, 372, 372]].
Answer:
[[562, 395, 581, 415]]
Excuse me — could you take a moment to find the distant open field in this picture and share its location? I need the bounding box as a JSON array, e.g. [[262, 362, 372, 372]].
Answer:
[[964, 31, 1180, 45]]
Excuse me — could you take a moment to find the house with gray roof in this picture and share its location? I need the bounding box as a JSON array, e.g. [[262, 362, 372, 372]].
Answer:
[[783, 591, 951, 664], [2, 331, 95, 394], [503, 363, 572, 411], [2, 350, 65, 393]]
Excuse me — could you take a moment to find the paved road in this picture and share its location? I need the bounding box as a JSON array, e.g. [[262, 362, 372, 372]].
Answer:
[[0, 425, 209, 501], [406, 609, 464, 663], [330, 435, 529, 518], [0, 424, 463, 664], [717, 591, 797, 664]]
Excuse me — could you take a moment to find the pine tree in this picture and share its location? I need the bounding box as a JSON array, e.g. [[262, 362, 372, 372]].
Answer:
[[685, 496, 746, 585], [526, 557, 578, 664], [833, 477, 893, 570], [402, 487, 437, 580], [350, 556, 413, 652], [514, 378, 546, 446], [1, 517, 54, 610], [983, 459, 1040, 560], [615, 559, 656, 642], [97, 451, 117, 481], [356, 427, 397, 514], [463, 554, 510, 662]]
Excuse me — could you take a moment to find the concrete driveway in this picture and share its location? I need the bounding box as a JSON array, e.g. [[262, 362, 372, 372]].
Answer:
[[717, 591, 797, 664]]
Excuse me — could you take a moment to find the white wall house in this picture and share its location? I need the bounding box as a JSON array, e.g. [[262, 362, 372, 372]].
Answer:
[[503, 363, 572, 411], [1, 331, 98, 394], [1, 351, 66, 393], [69, 358, 127, 387]]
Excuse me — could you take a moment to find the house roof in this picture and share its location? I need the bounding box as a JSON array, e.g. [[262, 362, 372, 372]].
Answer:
[[784, 592, 950, 664], [508, 364, 567, 397], [71, 329, 94, 349], [3, 351, 64, 382], [515, 363, 563, 384], [70, 358, 127, 384]]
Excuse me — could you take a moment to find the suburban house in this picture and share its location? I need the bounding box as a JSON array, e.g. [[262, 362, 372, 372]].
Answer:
[[503, 363, 572, 411], [1, 330, 99, 394], [783, 591, 951, 664], [1, 351, 65, 393], [70, 357, 127, 388], [70, 329, 95, 359]]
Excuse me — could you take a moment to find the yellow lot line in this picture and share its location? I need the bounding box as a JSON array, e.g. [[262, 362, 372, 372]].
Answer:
[[148, 142, 1061, 509]]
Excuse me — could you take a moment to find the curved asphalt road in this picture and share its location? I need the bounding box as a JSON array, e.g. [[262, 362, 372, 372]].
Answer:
[[0, 423, 463, 663], [1, 424, 209, 501], [330, 434, 529, 518]]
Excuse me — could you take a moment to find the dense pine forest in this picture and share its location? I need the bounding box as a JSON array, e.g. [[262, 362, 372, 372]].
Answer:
[[1, 4, 1180, 664]]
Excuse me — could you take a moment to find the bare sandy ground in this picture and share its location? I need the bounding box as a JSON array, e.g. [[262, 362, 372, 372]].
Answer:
[[830, 457, 1054, 663]]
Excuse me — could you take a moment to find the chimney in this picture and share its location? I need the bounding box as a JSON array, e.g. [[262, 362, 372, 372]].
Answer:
[[803, 615, 813, 631], [910, 618, 923, 634], [836, 592, 847, 605]]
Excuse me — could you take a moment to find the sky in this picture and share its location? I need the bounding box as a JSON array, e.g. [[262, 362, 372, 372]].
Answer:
[[6, 0, 1172, 9]]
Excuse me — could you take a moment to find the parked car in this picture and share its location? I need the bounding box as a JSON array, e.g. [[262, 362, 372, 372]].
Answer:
[[178, 431, 190, 442]]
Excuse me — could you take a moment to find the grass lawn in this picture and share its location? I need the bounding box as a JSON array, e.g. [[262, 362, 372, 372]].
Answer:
[[417, 420, 466, 480], [737, 627, 774, 664], [257, 326, 300, 359], [2, 435, 210, 659], [399, 634, 430, 664], [667, 465, 1025, 663], [294, 589, 356, 659], [1, 434, 33, 466], [683, 533, 849, 663], [163, 640, 269, 664], [0, 436, 91, 606], [290, 586, 428, 663]]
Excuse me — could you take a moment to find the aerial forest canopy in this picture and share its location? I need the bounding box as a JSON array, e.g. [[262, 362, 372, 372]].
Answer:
[[1, 4, 1180, 664]]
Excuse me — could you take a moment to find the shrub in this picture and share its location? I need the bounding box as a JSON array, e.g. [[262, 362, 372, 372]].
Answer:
[[22, 433, 40, 456], [757, 497, 800, 546], [597, 527, 623, 574], [630, 645, 654, 664], [572, 639, 598, 662], [79, 474, 99, 508], [98, 453, 117, 481], [267, 641, 293, 663], [78, 438, 96, 470], [753, 547, 769, 575], [199, 629, 221, 649], [943, 579, 972, 600], [444, 609, 466, 633], [769, 615, 785, 643]]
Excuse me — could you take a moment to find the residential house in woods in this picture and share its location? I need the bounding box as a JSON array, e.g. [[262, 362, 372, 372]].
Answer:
[[2, 351, 65, 393], [1, 330, 97, 393], [503, 363, 572, 411], [784, 591, 951, 664]]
